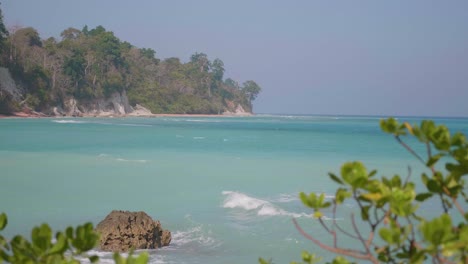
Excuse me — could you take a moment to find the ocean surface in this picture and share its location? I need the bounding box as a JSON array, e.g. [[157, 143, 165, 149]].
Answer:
[[1, 115, 467, 263]]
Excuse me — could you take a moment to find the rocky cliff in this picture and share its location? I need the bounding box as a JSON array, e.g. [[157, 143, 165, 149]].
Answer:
[[51, 90, 153, 117]]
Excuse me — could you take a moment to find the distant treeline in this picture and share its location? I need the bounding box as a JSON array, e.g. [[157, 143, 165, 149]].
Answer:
[[0, 5, 261, 114]]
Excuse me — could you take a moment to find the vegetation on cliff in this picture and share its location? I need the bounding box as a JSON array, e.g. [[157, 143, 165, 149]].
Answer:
[[0, 4, 261, 115]]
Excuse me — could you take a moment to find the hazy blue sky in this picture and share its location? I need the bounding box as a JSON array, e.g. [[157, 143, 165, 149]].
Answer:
[[2, 1, 468, 116]]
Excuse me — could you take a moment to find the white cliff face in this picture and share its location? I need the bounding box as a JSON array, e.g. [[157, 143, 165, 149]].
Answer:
[[223, 103, 252, 116], [0, 68, 23, 101], [127, 104, 152, 116], [53, 91, 153, 117]]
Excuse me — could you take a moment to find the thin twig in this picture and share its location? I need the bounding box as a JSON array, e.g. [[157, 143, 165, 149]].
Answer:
[[318, 217, 332, 234], [365, 231, 375, 250], [351, 213, 372, 255], [404, 166, 412, 187], [439, 193, 449, 213], [372, 208, 387, 230], [441, 186, 466, 217], [334, 221, 361, 241], [395, 136, 428, 169], [292, 218, 378, 263], [354, 190, 376, 228], [407, 217, 416, 244], [332, 199, 362, 241], [426, 142, 432, 161]]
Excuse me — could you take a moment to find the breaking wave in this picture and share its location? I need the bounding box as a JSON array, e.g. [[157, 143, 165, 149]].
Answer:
[[52, 119, 87, 124], [98, 154, 148, 163], [222, 191, 311, 218], [171, 225, 220, 249]]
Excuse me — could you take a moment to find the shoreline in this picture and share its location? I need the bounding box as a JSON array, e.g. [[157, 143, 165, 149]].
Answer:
[[0, 112, 253, 119]]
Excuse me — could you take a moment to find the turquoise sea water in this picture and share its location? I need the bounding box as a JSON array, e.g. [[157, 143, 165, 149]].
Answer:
[[1, 115, 467, 263]]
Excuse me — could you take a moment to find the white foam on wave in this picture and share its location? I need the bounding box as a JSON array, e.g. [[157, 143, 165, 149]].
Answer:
[[170, 225, 220, 249], [193, 137, 205, 140], [117, 123, 153, 127], [98, 154, 148, 163], [116, 158, 148, 163], [52, 119, 86, 124], [186, 119, 222, 123], [222, 191, 310, 218], [275, 193, 299, 203]]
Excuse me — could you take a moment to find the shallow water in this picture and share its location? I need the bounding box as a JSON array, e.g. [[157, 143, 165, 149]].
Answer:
[[1, 115, 467, 263]]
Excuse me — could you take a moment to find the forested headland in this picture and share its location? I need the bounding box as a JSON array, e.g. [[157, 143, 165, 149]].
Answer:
[[0, 6, 261, 116]]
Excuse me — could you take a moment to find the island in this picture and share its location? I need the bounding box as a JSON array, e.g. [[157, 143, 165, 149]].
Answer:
[[0, 23, 261, 117]]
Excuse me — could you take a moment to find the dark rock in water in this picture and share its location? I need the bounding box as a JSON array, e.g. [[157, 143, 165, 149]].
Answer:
[[95, 210, 171, 252]]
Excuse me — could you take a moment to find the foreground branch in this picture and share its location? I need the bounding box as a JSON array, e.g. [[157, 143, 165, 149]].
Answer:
[[293, 218, 379, 264]]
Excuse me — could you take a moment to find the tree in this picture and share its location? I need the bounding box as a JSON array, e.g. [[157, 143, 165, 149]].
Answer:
[[60, 27, 82, 41], [0, 21, 260, 115], [190, 52, 210, 73], [0, 3, 8, 61], [212, 58, 224, 82], [242, 80, 261, 102], [263, 118, 468, 264]]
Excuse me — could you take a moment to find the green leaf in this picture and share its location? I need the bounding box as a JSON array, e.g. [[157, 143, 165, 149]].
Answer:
[[380, 118, 399, 134], [426, 154, 442, 167], [89, 255, 100, 263], [31, 224, 52, 252], [48, 232, 68, 255], [335, 188, 351, 204], [134, 252, 149, 264], [361, 205, 370, 221], [331, 256, 352, 264], [313, 211, 323, 218], [379, 228, 393, 243], [421, 173, 429, 185], [360, 192, 382, 202], [0, 213, 7, 231], [415, 192, 433, 202], [391, 175, 401, 187], [427, 180, 442, 193], [420, 214, 453, 247], [451, 132, 466, 147], [341, 161, 368, 188], [368, 169, 377, 178], [328, 172, 343, 185], [299, 192, 312, 208]]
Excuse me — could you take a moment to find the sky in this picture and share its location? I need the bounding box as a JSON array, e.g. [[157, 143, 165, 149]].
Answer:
[[2, 0, 468, 117]]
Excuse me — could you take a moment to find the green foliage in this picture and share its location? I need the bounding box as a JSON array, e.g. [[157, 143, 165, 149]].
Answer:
[[291, 251, 323, 264], [260, 118, 468, 263], [0, 3, 8, 58], [113, 251, 149, 264], [1, 21, 259, 113], [242, 80, 262, 102], [0, 213, 149, 264]]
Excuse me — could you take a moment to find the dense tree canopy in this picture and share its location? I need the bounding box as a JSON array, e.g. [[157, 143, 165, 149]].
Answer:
[[0, 18, 261, 114], [0, 3, 7, 56]]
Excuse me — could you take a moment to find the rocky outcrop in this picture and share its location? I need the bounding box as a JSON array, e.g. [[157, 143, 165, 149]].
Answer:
[[0, 67, 23, 102], [50, 91, 154, 117], [95, 210, 171, 252], [127, 104, 153, 116], [223, 102, 251, 116]]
